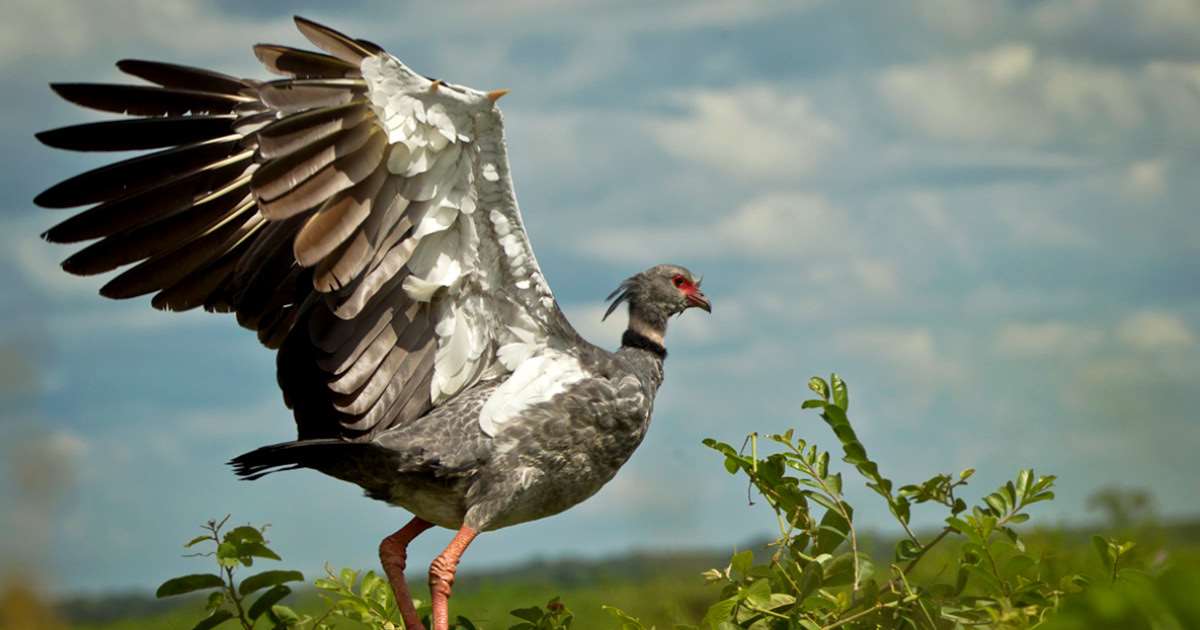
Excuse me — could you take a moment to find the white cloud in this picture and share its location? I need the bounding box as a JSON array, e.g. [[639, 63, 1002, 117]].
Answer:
[[649, 85, 842, 180], [1034, 0, 1200, 48], [1117, 310, 1196, 352], [907, 191, 975, 266], [877, 43, 1200, 150], [997, 207, 1093, 248], [838, 327, 950, 372], [1123, 159, 1168, 199], [1, 0, 293, 75], [877, 43, 1051, 145], [850, 258, 900, 297], [963, 284, 1090, 317], [835, 326, 966, 393], [993, 321, 1103, 358], [580, 192, 853, 263]]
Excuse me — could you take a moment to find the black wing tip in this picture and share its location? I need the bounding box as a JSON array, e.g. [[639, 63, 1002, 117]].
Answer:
[[47, 82, 76, 101], [32, 127, 58, 148], [33, 187, 71, 209], [114, 58, 143, 73]]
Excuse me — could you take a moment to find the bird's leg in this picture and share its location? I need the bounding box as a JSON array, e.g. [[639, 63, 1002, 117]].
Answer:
[[428, 525, 479, 630], [379, 517, 434, 630]]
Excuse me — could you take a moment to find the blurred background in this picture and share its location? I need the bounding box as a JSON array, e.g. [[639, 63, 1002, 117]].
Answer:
[[1, 0, 1197, 624]]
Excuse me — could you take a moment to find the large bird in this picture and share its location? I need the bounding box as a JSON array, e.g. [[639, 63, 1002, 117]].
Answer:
[[34, 16, 710, 630]]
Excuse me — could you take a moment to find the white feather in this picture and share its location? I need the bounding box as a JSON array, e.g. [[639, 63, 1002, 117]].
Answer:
[[360, 52, 570, 408], [479, 350, 587, 436]]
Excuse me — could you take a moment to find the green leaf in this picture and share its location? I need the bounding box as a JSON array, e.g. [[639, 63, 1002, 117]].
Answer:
[[831, 373, 848, 410], [1002, 555, 1036, 581], [510, 606, 544, 623], [247, 584, 291, 620], [156, 574, 225, 598], [894, 539, 921, 562], [239, 569, 304, 596], [191, 609, 234, 630], [224, 525, 264, 545], [204, 591, 225, 614], [815, 509, 850, 555], [808, 376, 830, 401], [801, 399, 826, 409], [270, 604, 300, 623], [185, 535, 212, 548], [959, 468, 975, 481], [743, 577, 773, 608], [1092, 535, 1114, 570], [701, 596, 738, 627], [730, 549, 754, 577], [215, 542, 240, 568], [798, 561, 823, 601], [723, 457, 739, 475], [238, 541, 282, 562], [1016, 469, 1033, 498]]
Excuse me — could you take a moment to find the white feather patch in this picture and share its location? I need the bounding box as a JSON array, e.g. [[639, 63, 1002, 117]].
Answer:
[[479, 350, 587, 436]]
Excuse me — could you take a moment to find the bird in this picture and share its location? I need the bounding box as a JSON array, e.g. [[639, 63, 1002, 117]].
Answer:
[[33, 16, 710, 630]]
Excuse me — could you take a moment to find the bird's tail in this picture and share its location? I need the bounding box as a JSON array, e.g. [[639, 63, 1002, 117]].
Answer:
[[229, 439, 390, 480]]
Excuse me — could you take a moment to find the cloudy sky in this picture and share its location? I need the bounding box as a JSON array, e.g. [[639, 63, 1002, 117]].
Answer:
[[2, 0, 1198, 594]]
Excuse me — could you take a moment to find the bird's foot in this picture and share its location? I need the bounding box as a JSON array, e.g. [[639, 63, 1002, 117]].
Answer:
[[379, 518, 434, 630], [428, 525, 478, 630]]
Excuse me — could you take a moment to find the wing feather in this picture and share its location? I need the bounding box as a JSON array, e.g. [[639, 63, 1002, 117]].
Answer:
[[34, 16, 576, 443]]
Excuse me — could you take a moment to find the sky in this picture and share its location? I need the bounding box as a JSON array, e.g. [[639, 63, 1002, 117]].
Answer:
[[1, 0, 1198, 595]]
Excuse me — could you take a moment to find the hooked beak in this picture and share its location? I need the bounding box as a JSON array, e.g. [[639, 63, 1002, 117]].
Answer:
[[686, 290, 712, 313]]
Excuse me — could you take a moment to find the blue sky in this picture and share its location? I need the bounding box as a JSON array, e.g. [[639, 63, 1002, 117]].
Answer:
[[2, 1, 1198, 594]]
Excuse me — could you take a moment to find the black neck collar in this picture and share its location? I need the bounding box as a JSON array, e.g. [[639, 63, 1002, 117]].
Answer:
[[622, 329, 667, 359]]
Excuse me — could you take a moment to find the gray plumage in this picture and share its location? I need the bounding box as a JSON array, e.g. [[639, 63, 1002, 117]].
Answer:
[[233, 264, 709, 533]]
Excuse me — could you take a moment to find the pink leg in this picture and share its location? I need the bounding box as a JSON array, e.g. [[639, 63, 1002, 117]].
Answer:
[[428, 525, 479, 630], [379, 517, 435, 630]]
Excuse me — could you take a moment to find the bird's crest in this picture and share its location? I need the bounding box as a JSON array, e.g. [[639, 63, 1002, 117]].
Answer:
[[602, 276, 637, 321]]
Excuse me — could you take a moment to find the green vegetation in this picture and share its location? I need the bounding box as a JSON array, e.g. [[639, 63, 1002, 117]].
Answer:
[[56, 375, 1200, 629]]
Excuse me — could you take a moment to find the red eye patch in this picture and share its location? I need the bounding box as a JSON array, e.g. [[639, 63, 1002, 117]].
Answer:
[[672, 275, 695, 293]]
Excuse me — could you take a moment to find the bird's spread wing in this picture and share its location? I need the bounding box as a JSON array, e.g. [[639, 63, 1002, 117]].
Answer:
[[36, 17, 577, 440]]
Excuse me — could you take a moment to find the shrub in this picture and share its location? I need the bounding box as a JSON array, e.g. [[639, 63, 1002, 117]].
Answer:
[[157, 374, 1188, 629]]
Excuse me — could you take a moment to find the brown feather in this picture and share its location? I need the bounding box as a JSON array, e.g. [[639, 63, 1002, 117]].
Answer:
[[151, 233, 258, 312], [49, 83, 252, 117], [41, 151, 253, 243], [231, 218, 306, 327], [253, 44, 361, 78], [258, 128, 385, 220], [292, 161, 387, 266], [116, 59, 248, 95], [311, 178, 404, 293], [327, 322, 398, 395], [100, 203, 260, 299], [293, 16, 374, 65], [35, 116, 236, 152], [35, 135, 246, 208], [60, 179, 252, 275], [257, 101, 370, 159], [252, 121, 375, 204], [258, 78, 365, 112]]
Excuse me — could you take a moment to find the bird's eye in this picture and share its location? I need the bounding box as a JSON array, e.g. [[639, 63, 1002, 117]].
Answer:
[[672, 275, 686, 288]]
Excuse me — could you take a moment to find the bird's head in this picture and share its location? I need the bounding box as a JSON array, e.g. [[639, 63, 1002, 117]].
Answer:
[[603, 264, 711, 326]]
